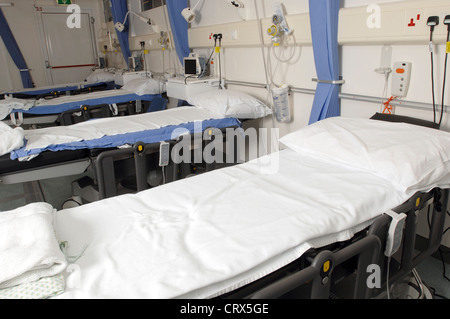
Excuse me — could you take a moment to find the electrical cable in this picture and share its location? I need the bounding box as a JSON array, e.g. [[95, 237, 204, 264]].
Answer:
[[197, 34, 217, 79], [36, 180, 47, 203], [191, 0, 204, 12], [431, 31, 436, 123], [440, 25, 450, 126], [271, 32, 297, 63], [199, 47, 215, 79], [425, 208, 450, 298], [218, 36, 223, 89], [411, 268, 425, 299], [254, 0, 278, 152], [161, 0, 179, 76], [427, 16, 439, 123], [386, 256, 391, 299]]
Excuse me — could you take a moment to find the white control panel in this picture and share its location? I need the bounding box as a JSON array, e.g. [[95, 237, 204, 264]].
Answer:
[[391, 62, 412, 97], [114, 71, 152, 86], [166, 77, 221, 100]]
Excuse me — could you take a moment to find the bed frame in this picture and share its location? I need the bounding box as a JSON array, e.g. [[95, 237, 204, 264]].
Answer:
[[56, 97, 169, 126], [5, 93, 165, 128], [0, 82, 115, 100], [78, 125, 241, 201]]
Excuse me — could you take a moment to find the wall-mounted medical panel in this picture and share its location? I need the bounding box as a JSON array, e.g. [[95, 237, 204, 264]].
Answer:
[[188, 0, 450, 48], [339, 0, 450, 45], [188, 20, 260, 48], [187, 14, 311, 48]]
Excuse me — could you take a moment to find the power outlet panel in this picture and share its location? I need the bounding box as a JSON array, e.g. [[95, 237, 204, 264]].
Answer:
[[188, 0, 450, 48]]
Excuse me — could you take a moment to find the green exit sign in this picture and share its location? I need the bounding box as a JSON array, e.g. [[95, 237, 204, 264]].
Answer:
[[56, 0, 72, 4]]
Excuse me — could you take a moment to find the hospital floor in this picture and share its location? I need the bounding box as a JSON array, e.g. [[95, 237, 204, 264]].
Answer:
[[0, 175, 449, 300]]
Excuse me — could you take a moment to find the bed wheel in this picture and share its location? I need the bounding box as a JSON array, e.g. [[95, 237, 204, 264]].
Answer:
[[61, 198, 83, 209]]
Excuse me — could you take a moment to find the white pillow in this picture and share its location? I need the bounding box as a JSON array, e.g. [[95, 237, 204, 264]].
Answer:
[[0, 121, 24, 157], [187, 89, 272, 119], [121, 78, 165, 95], [279, 116, 450, 193], [85, 70, 115, 83]]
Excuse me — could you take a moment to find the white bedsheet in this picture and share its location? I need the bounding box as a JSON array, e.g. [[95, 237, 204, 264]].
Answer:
[[0, 121, 24, 157], [0, 87, 163, 121], [0, 203, 67, 289], [53, 149, 412, 299], [29, 89, 139, 107], [17, 107, 227, 160], [0, 97, 36, 120]]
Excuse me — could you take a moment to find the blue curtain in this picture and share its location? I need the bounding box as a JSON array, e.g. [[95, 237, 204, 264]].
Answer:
[[110, 0, 131, 64], [0, 8, 33, 88], [166, 0, 190, 64], [308, 0, 341, 125]]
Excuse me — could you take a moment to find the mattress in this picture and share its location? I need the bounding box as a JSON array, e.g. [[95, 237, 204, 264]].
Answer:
[[53, 148, 412, 299], [15, 89, 159, 115], [11, 107, 241, 161], [2, 81, 114, 97]]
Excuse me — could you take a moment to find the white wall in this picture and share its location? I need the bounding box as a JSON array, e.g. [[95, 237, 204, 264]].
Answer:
[[0, 0, 104, 91], [186, 0, 450, 133]]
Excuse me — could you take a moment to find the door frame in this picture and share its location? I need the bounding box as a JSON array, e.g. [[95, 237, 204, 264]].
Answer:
[[34, 5, 98, 85]]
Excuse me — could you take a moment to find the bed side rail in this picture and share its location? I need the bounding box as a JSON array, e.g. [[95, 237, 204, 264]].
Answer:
[[361, 188, 448, 298], [94, 126, 239, 199], [377, 188, 449, 293], [249, 233, 382, 299], [247, 188, 448, 299], [95, 141, 179, 199], [57, 101, 151, 126]]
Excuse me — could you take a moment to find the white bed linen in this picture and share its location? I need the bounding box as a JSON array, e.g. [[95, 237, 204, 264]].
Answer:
[[18, 107, 227, 160], [0, 203, 67, 289], [53, 149, 412, 299], [30, 89, 148, 107], [0, 121, 24, 157], [279, 117, 450, 194], [0, 97, 35, 120], [0, 87, 163, 120]]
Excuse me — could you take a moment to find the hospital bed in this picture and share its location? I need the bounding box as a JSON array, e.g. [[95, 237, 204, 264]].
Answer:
[[1, 77, 166, 126], [0, 89, 271, 202], [0, 69, 117, 100], [0, 81, 116, 100], [1, 113, 448, 299]]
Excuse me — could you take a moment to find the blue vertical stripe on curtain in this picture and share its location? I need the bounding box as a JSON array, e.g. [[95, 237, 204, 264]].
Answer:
[[0, 8, 33, 88], [110, 0, 131, 64], [166, 0, 190, 65], [308, 0, 341, 125]]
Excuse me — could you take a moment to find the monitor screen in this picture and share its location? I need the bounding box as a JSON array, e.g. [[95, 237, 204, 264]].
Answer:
[[184, 58, 197, 76], [128, 57, 135, 70]]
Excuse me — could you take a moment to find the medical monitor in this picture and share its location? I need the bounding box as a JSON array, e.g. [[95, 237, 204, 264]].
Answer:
[[183, 53, 206, 78], [184, 57, 200, 77], [128, 56, 143, 72]]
